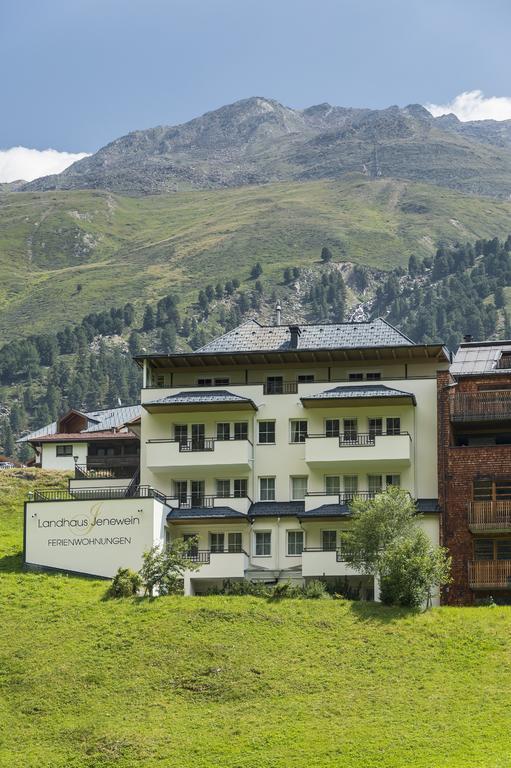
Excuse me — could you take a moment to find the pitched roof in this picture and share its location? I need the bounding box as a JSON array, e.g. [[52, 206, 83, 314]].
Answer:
[[451, 341, 511, 376], [301, 384, 416, 405], [143, 390, 257, 412], [196, 319, 414, 354], [18, 404, 141, 443], [249, 501, 305, 517], [166, 506, 247, 521]]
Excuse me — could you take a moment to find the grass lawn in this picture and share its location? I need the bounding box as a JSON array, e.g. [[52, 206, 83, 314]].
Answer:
[[1, 470, 511, 767]]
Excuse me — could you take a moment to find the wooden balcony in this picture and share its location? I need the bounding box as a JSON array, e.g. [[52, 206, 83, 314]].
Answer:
[[469, 501, 511, 531], [450, 392, 511, 422], [468, 560, 511, 589]]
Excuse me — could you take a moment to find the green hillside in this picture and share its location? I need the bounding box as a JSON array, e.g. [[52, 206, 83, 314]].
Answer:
[[2, 470, 511, 768], [2, 177, 511, 339]]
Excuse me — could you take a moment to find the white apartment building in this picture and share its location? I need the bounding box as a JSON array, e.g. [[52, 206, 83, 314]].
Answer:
[[24, 319, 449, 600]]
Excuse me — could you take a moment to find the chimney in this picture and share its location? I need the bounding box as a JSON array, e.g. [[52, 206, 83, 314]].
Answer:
[[463, 334, 473, 343], [275, 302, 282, 326], [289, 324, 301, 349]]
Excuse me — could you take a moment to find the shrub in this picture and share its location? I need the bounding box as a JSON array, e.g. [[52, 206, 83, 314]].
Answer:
[[106, 568, 142, 598], [222, 579, 270, 597], [302, 579, 328, 599], [268, 581, 302, 601], [140, 538, 200, 596]]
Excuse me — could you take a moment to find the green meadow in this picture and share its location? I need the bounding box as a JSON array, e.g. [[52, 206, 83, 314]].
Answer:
[[1, 469, 511, 768]]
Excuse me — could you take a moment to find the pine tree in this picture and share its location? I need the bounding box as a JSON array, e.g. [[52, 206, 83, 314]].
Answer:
[[142, 306, 155, 331], [2, 421, 15, 457], [321, 247, 333, 263], [250, 263, 263, 279]]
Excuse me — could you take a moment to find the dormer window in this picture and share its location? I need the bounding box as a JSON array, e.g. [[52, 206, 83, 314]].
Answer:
[[497, 353, 511, 370]]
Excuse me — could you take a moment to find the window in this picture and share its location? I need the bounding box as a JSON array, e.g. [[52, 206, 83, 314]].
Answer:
[[343, 475, 358, 498], [191, 424, 205, 450], [473, 479, 511, 500], [322, 530, 337, 551], [325, 419, 340, 437], [290, 420, 308, 443], [210, 533, 225, 553], [368, 475, 383, 495], [174, 481, 188, 504], [497, 540, 511, 560], [259, 477, 275, 501], [156, 374, 167, 387], [191, 480, 205, 507], [197, 377, 230, 386], [348, 373, 364, 381], [234, 422, 248, 441], [216, 423, 230, 441], [385, 474, 401, 487], [216, 479, 231, 497], [258, 421, 275, 444], [366, 372, 382, 381], [255, 531, 271, 556], [343, 418, 358, 441], [56, 445, 73, 457], [368, 418, 383, 439], [183, 533, 198, 556], [266, 376, 283, 394], [234, 479, 248, 498], [473, 479, 493, 500], [474, 539, 494, 560], [287, 530, 304, 556], [325, 476, 341, 494], [291, 476, 308, 500], [298, 374, 314, 383], [386, 418, 401, 436], [174, 425, 188, 446], [228, 532, 242, 553]]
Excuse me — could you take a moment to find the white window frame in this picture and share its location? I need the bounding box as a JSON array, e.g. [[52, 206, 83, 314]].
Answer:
[[258, 421, 276, 444], [259, 477, 276, 501], [325, 475, 341, 495], [290, 420, 308, 443], [254, 530, 272, 557], [215, 479, 231, 497], [291, 476, 308, 500], [287, 529, 304, 556], [228, 531, 243, 553], [321, 529, 338, 552]]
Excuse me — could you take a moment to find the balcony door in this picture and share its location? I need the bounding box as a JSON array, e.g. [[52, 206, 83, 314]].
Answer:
[[191, 424, 205, 450], [191, 480, 205, 507]]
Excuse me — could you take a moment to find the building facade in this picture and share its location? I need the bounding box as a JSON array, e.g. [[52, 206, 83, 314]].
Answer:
[[439, 340, 511, 605], [24, 319, 449, 599]]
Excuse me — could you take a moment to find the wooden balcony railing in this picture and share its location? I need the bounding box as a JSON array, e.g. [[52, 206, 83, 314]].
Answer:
[[469, 500, 511, 530], [450, 392, 511, 422], [468, 560, 511, 589]]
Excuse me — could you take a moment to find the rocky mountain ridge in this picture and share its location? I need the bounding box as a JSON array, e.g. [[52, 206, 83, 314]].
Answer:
[[22, 97, 511, 198]]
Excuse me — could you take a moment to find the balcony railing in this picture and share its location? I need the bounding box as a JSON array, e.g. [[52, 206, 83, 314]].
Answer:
[[75, 464, 138, 480], [185, 548, 248, 564], [148, 437, 252, 452], [171, 494, 251, 509], [30, 485, 166, 503], [468, 560, 511, 589], [469, 500, 511, 530], [305, 491, 377, 504], [307, 432, 408, 446], [263, 382, 298, 395], [450, 392, 511, 422]]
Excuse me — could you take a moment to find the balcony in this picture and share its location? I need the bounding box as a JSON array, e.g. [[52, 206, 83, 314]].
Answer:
[[166, 495, 252, 515], [304, 433, 411, 468], [263, 382, 298, 395], [75, 456, 139, 480], [468, 560, 511, 589], [469, 501, 511, 531], [304, 491, 376, 513], [185, 550, 249, 580], [146, 438, 253, 472], [29, 485, 167, 503], [450, 392, 511, 423], [301, 548, 361, 577]]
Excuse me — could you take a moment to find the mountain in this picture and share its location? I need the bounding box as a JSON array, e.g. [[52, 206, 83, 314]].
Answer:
[[22, 97, 511, 198], [2, 178, 511, 339]]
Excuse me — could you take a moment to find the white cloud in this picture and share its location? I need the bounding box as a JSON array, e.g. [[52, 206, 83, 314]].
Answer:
[[425, 90, 511, 122], [0, 146, 90, 183]]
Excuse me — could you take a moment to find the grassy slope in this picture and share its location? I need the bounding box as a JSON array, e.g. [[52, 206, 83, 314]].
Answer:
[[2, 177, 511, 339], [1, 471, 511, 768]]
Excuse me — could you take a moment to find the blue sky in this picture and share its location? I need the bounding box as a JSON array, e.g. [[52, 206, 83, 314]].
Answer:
[[1, 0, 510, 179]]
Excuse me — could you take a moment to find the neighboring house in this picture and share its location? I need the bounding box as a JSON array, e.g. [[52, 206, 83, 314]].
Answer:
[[438, 339, 511, 605], [18, 405, 141, 479], [23, 318, 449, 599]]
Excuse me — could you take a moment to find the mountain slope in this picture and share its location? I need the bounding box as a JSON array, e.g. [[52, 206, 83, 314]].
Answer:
[[3, 178, 511, 339], [23, 98, 511, 197]]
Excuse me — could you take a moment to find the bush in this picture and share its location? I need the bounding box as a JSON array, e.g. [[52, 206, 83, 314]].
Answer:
[[106, 568, 142, 598], [222, 579, 270, 597], [302, 579, 329, 599], [268, 581, 302, 601]]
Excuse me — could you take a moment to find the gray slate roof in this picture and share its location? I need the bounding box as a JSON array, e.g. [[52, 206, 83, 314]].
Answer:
[[301, 384, 416, 402], [166, 506, 247, 520], [249, 501, 305, 517], [18, 404, 141, 442], [144, 390, 256, 407], [451, 341, 511, 376], [196, 319, 413, 354]]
